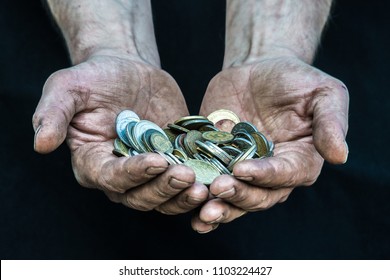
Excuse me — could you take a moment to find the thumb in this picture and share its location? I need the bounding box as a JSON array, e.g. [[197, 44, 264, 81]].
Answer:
[[312, 80, 349, 164], [32, 69, 83, 154]]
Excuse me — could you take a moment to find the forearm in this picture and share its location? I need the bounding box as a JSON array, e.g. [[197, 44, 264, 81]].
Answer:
[[224, 0, 332, 67], [46, 0, 159, 66]]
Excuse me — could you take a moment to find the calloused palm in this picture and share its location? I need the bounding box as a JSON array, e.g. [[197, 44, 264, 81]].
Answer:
[[33, 55, 209, 214], [192, 57, 349, 233]]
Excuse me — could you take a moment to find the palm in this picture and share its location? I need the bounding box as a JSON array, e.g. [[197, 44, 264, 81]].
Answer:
[[50, 55, 188, 152], [200, 57, 349, 184], [191, 57, 349, 233], [202, 58, 332, 142], [35, 54, 208, 215]]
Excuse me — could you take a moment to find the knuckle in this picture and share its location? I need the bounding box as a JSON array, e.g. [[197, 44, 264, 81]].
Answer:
[[155, 206, 178, 215], [248, 192, 272, 211], [97, 172, 126, 194], [154, 185, 175, 199], [124, 195, 153, 211]]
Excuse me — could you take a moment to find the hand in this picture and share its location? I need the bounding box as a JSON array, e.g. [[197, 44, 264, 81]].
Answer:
[[33, 54, 209, 214], [192, 57, 349, 233]]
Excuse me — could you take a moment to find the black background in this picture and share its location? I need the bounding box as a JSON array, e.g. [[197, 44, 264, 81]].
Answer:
[[0, 0, 389, 259]]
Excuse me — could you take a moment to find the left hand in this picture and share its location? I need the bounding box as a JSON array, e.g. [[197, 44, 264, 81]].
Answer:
[[192, 57, 349, 233]]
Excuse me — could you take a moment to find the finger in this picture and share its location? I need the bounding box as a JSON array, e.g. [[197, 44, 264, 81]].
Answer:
[[209, 175, 293, 211], [72, 145, 168, 193], [120, 164, 196, 211], [155, 182, 209, 215], [312, 80, 349, 164], [32, 70, 84, 154], [233, 141, 324, 188], [197, 198, 247, 225], [191, 212, 220, 234]]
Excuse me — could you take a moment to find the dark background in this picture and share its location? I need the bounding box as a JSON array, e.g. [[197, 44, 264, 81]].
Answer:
[[1, 0, 389, 259]]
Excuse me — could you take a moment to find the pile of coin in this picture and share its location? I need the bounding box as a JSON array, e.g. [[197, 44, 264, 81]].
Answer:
[[113, 109, 274, 185]]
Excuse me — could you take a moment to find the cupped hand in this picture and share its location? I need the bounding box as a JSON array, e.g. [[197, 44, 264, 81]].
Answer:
[[192, 57, 349, 233], [33, 55, 209, 214]]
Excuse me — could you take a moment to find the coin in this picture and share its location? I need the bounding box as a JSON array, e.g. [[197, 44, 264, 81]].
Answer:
[[196, 140, 232, 166], [199, 124, 219, 132], [115, 110, 140, 146], [167, 123, 190, 133], [207, 109, 240, 125], [116, 109, 140, 122], [126, 121, 142, 152], [227, 145, 257, 171], [174, 115, 209, 126], [133, 120, 166, 153], [221, 145, 242, 157], [183, 159, 220, 185], [163, 128, 178, 144], [149, 131, 174, 153], [112, 148, 127, 157], [231, 137, 253, 150], [180, 119, 214, 130], [114, 138, 130, 156], [113, 109, 274, 182], [173, 148, 189, 161], [251, 131, 269, 157], [183, 130, 203, 156], [231, 121, 259, 135], [202, 131, 234, 144], [209, 157, 231, 175]]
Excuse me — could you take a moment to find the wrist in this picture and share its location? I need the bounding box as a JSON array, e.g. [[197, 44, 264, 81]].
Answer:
[[223, 0, 332, 69], [47, 0, 160, 67], [223, 45, 303, 69]]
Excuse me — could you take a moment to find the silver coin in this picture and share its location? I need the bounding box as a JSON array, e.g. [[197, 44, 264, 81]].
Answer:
[[231, 121, 259, 135], [116, 110, 140, 123]]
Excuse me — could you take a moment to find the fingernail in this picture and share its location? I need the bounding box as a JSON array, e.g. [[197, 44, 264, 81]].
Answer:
[[197, 224, 219, 234], [33, 125, 42, 150], [186, 195, 204, 205], [343, 141, 349, 164], [34, 124, 42, 134], [234, 176, 253, 182], [238, 211, 248, 218], [207, 214, 224, 224], [216, 188, 235, 198], [146, 166, 167, 175], [169, 178, 191, 189]]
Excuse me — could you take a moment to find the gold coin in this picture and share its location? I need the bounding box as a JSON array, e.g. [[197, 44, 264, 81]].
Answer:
[[183, 159, 220, 185], [202, 131, 234, 144], [163, 128, 179, 144], [149, 131, 174, 153], [114, 138, 130, 155], [251, 132, 269, 157], [173, 148, 189, 161], [167, 123, 190, 133], [112, 148, 127, 157], [207, 109, 241, 125], [199, 124, 219, 132], [183, 130, 203, 156]]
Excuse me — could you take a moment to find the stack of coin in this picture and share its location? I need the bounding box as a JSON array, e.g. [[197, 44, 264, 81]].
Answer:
[[113, 109, 274, 185]]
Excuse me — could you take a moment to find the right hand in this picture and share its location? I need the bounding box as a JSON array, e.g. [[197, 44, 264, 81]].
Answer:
[[32, 54, 209, 214]]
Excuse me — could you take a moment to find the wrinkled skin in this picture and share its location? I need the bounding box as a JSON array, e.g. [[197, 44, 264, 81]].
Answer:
[[33, 55, 209, 214], [192, 57, 349, 233]]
